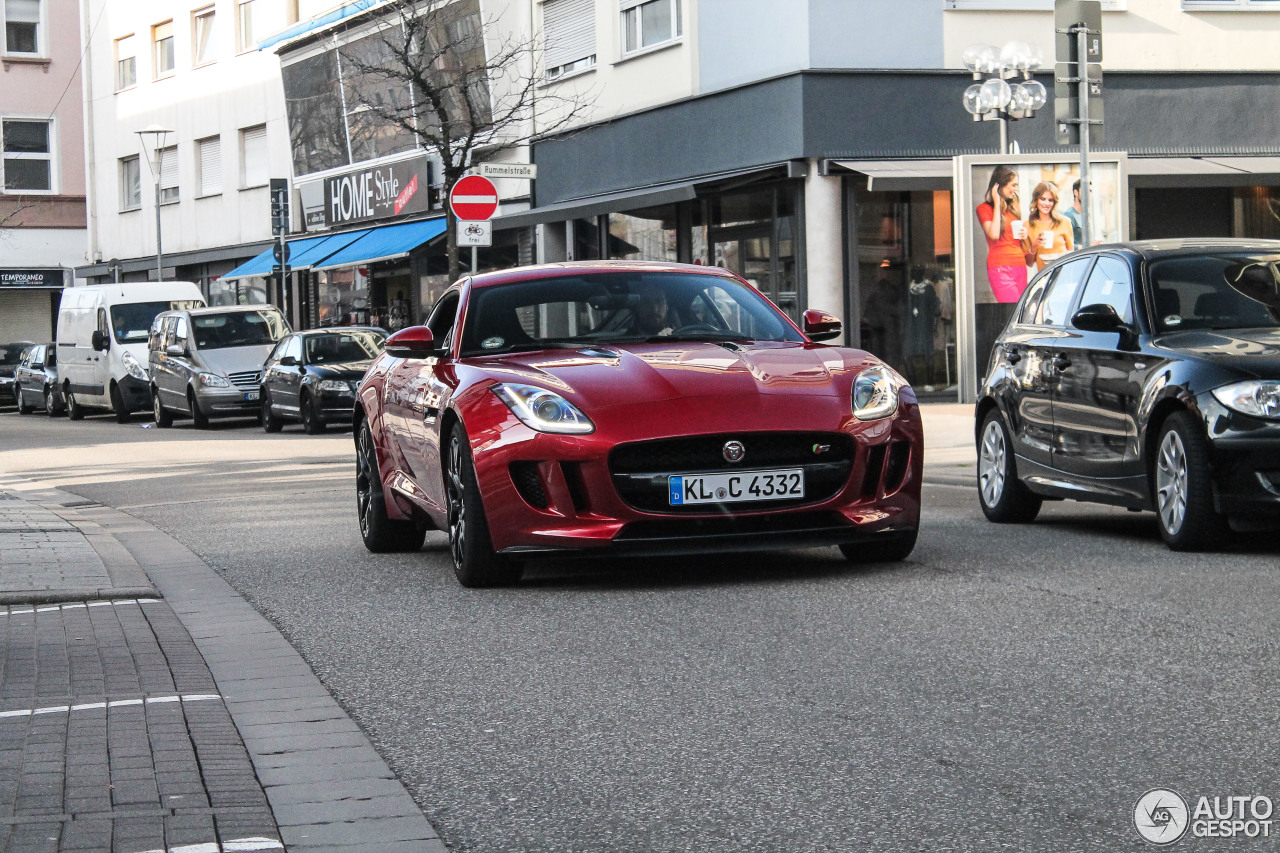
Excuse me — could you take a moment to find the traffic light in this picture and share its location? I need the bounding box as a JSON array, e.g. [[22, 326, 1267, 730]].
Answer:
[[269, 178, 290, 236]]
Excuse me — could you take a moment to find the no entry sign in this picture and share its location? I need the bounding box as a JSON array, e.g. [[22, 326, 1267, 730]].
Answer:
[[449, 175, 498, 221]]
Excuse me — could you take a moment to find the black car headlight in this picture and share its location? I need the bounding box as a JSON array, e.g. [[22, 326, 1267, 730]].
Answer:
[[1212, 380, 1280, 419], [852, 365, 906, 421], [492, 383, 594, 434]]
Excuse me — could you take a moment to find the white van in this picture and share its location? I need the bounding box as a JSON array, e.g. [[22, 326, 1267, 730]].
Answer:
[[57, 282, 205, 421]]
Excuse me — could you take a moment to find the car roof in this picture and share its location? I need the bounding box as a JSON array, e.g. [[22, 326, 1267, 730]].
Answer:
[[1086, 238, 1280, 262], [159, 305, 282, 317], [296, 326, 385, 336], [466, 260, 741, 290]]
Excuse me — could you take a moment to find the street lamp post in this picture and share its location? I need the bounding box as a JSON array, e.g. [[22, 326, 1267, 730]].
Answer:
[[136, 125, 174, 282], [961, 42, 1047, 155]]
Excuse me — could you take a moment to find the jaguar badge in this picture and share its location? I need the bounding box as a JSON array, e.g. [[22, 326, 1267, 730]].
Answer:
[[722, 440, 745, 463]]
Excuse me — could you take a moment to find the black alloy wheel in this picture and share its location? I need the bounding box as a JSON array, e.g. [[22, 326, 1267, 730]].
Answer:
[[15, 384, 32, 415], [976, 409, 1042, 523], [840, 527, 919, 563], [188, 389, 209, 430], [44, 386, 59, 417], [65, 388, 84, 421], [355, 419, 426, 553], [1153, 410, 1228, 551], [152, 389, 172, 428], [445, 423, 522, 588], [300, 393, 325, 435], [261, 390, 282, 433]]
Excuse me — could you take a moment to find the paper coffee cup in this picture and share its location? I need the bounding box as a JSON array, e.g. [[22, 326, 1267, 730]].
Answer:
[[1040, 231, 1054, 249], [1011, 221, 1027, 239]]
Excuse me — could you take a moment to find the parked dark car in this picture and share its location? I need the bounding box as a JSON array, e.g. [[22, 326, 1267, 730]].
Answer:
[[260, 327, 385, 434], [1, 341, 34, 408], [13, 342, 62, 416], [976, 238, 1280, 550]]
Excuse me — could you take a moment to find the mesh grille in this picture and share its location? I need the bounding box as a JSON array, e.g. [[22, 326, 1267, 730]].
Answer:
[[227, 370, 261, 389], [509, 462, 548, 509]]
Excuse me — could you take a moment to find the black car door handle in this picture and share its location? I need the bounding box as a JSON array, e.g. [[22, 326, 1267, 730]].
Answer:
[[1053, 354, 1072, 371]]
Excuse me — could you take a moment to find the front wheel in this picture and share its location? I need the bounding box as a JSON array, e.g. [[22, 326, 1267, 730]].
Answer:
[[840, 527, 918, 563], [1153, 411, 1227, 551], [355, 419, 426, 553], [110, 382, 131, 424], [977, 410, 1042, 523], [15, 385, 32, 415], [44, 387, 60, 417], [65, 388, 85, 421], [261, 390, 282, 433], [446, 423, 522, 588], [152, 389, 173, 428], [188, 389, 209, 430], [300, 393, 325, 435]]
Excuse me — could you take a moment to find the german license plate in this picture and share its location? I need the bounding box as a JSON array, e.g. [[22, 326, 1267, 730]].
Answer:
[[243, 391, 259, 402], [668, 468, 804, 506]]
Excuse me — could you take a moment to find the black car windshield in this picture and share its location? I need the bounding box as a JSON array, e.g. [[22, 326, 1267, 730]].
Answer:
[[304, 330, 385, 364], [459, 271, 804, 356], [1148, 254, 1280, 332], [111, 300, 203, 344], [192, 310, 287, 349], [1, 343, 27, 365]]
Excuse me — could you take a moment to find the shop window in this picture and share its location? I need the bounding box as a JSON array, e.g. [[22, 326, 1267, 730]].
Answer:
[[707, 182, 800, 322], [2, 118, 53, 193], [152, 20, 174, 78], [4, 0, 41, 55], [608, 206, 678, 262], [120, 155, 141, 210], [572, 217, 603, 260], [621, 0, 681, 55], [192, 6, 216, 66], [114, 34, 136, 90], [544, 0, 596, 80]]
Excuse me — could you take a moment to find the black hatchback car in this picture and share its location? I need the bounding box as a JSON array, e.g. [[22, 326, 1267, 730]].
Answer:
[[976, 238, 1280, 550], [260, 327, 385, 434]]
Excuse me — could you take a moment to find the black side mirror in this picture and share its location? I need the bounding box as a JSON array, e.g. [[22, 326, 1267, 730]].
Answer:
[[91, 330, 110, 352], [1072, 303, 1124, 333], [279, 355, 299, 367]]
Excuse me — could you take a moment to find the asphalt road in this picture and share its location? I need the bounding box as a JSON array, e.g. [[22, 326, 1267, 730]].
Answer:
[[3, 409, 1280, 852]]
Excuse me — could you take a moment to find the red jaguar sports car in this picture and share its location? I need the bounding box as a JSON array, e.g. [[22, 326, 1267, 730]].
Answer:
[[354, 261, 923, 587]]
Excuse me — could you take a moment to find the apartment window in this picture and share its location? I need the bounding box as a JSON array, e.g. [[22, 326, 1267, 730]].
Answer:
[[157, 144, 178, 203], [2, 119, 52, 192], [544, 0, 596, 80], [4, 0, 41, 55], [1182, 0, 1280, 8], [153, 20, 174, 77], [239, 124, 267, 187], [120, 155, 141, 210], [115, 34, 137, 90], [621, 0, 680, 54], [237, 0, 256, 52], [197, 136, 221, 196], [944, 1, 1125, 8], [192, 6, 216, 66]]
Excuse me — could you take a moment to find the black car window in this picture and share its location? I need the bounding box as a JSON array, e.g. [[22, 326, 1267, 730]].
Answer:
[[1076, 255, 1134, 325], [44, 345, 54, 367], [305, 331, 383, 363], [266, 336, 290, 364], [285, 336, 304, 362], [428, 292, 461, 351], [1036, 257, 1093, 327], [1148, 254, 1280, 332], [191, 310, 286, 349], [1018, 268, 1053, 324]]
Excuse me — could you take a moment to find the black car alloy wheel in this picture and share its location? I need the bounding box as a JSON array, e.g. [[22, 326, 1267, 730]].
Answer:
[[355, 420, 425, 553], [446, 423, 521, 587], [977, 410, 1042, 523], [1153, 410, 1227, 551]]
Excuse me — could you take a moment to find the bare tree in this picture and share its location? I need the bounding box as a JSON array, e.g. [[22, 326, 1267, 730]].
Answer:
[[0, 196, 40, 244], [338, 0, 596, 282]]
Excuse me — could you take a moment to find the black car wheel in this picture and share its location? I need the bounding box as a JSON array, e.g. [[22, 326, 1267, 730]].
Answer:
[[300, 393, 325, 435], [109, 382, 131, 424], [15, 384, 32, 415], [261, 390, 282, 433], [977, 409, 1042, 523], [65, 388, 85, 421], [355, 419, 426, 553], [188, 389, 209, 430], [152, 389, 172, 428], [1153, 410, 1227, 551], [840, 527, 919, 563], [446, 423, 522, 588], [44, 386, 59, 417]]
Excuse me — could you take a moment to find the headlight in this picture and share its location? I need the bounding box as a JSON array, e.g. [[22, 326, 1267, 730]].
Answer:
[[318, 379, 352, 393], [852, 364, 905, 421], [1212, 380, 1280, 419], [196, 372, 231, 388], [492, 383, 594, 434], [121, 350, 148, 381]]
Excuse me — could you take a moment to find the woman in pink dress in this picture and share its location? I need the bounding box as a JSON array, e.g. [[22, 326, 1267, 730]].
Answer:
[[975, 166, 1028, 303]]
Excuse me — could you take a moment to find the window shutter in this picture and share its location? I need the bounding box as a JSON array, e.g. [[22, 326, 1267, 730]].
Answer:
[[242, 125, 267, 186], [618, 0, 647, 11], [158, 146, 178, 190], [544, 0, 595, 69], [199, 138, 221, 195], [7, 0, 40, 23]]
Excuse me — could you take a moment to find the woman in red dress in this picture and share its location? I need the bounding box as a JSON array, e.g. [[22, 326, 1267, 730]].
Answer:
[[975, 166, 1028, 303]]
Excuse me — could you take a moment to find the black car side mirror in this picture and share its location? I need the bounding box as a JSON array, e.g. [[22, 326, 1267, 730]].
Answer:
[[279, 355, 299, 367], [91, 330, 110, 352], [1073, 303, 1138, 349]]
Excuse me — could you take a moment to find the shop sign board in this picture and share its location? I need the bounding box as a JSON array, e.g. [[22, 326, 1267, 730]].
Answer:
[[0, 268, 64, 288], [449, 175, 498, 221], [322, 155, 438, 228], [457, 220, 493, 247]]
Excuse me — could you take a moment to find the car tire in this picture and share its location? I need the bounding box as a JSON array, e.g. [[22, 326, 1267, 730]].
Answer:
[[152, 388, 172, 428], [300, 393, 325, 435], [1153, 410, 1227, 551], [261, 390, 282, 433], [840, 527, 919, 563], [44, 387, 59, 417], [188, 389, 210, 430], [446, 422, 522, 588], [65, 388, 85, 421], [355, 419, 426, 553], [15, 384, 32, 415], [977, 409, 1042, 523], [109, 382, 131, 424]]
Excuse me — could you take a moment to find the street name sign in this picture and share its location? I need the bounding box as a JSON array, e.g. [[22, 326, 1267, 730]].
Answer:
[[479, 163, 537, 180], [449, 175, 499, 221]]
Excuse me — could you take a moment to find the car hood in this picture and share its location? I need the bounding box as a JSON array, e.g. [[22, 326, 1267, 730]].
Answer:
[[460, 341, 878, 408], [306, 359, 375, 380], [1154, 327, 1280, 378], [196, 345, 275, 376]]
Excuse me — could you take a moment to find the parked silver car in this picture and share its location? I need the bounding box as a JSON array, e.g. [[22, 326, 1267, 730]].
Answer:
[[13, 342, 62, 416], [148, 306, 289, 428]]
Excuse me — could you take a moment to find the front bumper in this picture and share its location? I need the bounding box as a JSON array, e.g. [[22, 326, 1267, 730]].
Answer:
[[118, 375, 151, 410], [316, 388, 356, 422], [1202, 397, 1280, 519], [193, 385, 261, 418]]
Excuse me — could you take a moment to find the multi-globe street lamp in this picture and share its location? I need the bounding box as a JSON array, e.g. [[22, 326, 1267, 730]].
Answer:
[[136, 124, 174, 282], [961, 41, 1047, 154]]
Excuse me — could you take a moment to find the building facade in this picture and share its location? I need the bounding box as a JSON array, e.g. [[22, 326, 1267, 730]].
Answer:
[[0, 0, 88, 342]]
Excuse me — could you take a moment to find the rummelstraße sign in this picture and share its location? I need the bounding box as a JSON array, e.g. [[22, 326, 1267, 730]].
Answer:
[[0, 268, 64, 288]]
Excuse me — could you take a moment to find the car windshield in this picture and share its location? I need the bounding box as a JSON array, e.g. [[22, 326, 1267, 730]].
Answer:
[[191, 310, 288, 349], [459, 271, 804, 356], [111, 300, 203, 344], [1148, 254, 1280, 332], [304, 330, 385, 364], [1, 343, 27, 366]]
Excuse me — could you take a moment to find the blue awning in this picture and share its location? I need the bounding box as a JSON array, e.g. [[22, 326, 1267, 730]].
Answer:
[[258, 0, 382, 51], [221, 234, 334, 280], [312, 218, 447, 272], [287, 229, 371, 268]]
